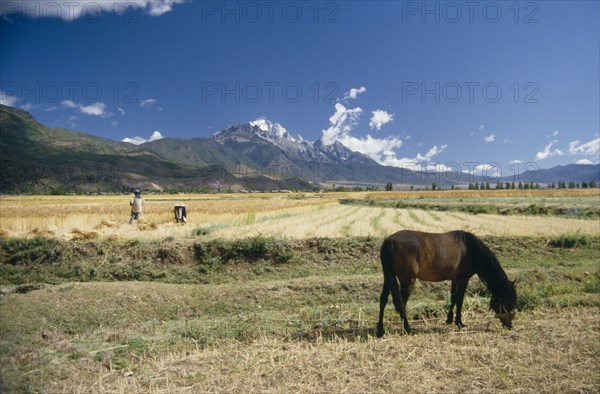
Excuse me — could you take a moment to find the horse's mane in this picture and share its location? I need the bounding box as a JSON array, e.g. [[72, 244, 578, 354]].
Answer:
[[453, 231, 509, 295]]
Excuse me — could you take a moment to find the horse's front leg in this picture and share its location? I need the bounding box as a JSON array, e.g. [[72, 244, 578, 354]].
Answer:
[[454, 279, 469, 329], [446, 280, 457, 324]]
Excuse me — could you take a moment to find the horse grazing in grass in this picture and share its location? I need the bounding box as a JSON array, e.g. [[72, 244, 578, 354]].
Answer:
[[377, 230, 517, 336]]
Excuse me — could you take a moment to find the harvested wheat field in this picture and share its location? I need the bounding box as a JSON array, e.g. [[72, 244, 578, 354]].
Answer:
[[1, 190, 599, 393], [0, 190, 598, 240]]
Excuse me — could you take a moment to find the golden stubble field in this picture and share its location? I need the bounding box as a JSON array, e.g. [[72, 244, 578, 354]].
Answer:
[[0, 189, 599, 240], [1, 189, 599, 393]]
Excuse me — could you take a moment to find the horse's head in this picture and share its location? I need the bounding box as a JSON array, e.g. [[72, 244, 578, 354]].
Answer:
[[490, 279, 517, 329]]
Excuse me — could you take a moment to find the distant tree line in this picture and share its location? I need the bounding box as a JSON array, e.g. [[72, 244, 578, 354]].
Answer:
[[380, 180, 598, 191], [462, 179, 598, 190]]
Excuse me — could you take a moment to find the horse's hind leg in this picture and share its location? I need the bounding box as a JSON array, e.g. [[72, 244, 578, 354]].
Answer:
[[446, 281, 457, 324], [388, 278, 412, 334], [377, 283, 389, 338], [389, 285, 411, 334], [399, 279, 414, 334]]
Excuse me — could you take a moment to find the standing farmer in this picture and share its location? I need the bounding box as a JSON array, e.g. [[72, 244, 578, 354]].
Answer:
[[129, 189, 144, 224]]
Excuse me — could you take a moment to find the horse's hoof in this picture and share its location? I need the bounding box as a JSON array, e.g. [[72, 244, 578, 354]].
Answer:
[[376, 330, 384, 338], [445, 318, 453, 325]]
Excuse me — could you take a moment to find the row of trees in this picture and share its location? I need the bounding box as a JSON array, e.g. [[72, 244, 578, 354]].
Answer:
[[466, 180, 597, 190], [549, 180, 597, 189], [379, 180, 598, 191]]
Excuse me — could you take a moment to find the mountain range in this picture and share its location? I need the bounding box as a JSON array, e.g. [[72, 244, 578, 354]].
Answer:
[[0, 104, 598, 193]]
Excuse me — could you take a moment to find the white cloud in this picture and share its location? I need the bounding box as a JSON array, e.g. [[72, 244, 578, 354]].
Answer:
[[0, 91, 19, 107], [576, 159, 594, 165], [21, 103, 34, 111], [344, 87, 366, 100], [122, 131, 164, 145], [380, 145, 447, 169], [111, 121, 119, 127], [483, 133, 495, 143], [569, 138, 600, 156], [535, 140, 563, 161], [117, 107, 125, 116], [338, 134, 403, 159], [369, 110, 394, 131], [503, 139, 512, 144], [140, 98, 158, 108], [416, 145, 446, 162], [320, 103, 363, 146], [510, 160, 523, 164], [62, 100, 78, 108], [547, 130, 559, 138], [44, 105, 58, 112], [463, 163, 502, 178], [62, 100, 110, 117], [0, 0, 187, 21], [320, 102, 409, 166], [80, 102, 108, 116], [319, 96, 446, 169]]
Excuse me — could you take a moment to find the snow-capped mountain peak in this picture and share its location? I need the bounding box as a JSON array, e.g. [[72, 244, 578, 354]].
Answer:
[[213, 117, 376, 165], [249, 117, 298, 142]]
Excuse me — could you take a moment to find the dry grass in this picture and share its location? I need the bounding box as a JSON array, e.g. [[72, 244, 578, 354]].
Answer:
[[69, 228, 99, 240], [1, 191, 598, 392], [93, 219, 119, 230], [0, 279, 597, 393], [1, 192, 599, 240], [0, 194, 329, 239], [27, 227, 57, 237], [116, 308, 598, 394]]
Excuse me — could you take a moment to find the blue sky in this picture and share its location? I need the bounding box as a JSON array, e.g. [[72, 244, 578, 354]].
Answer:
[[1, 0, 599, 175]]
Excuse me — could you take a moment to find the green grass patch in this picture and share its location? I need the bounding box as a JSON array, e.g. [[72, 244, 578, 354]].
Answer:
[[407, 210, 426, 225], [339, 198, 600, 218], [548, 232, 590, 248], [245, 210, 257, 225], [370, 209, 386, 237]]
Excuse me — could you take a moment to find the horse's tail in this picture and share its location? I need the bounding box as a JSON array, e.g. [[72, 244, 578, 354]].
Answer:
[[380, 238, 402, 302], [378, 237, 398, 337]]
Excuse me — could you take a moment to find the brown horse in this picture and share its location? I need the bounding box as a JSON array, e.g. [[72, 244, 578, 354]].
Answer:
[[377, 230, 517, 336]]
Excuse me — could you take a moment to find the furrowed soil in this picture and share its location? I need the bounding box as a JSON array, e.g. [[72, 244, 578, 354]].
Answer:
[[0, 235, 599, 393]]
